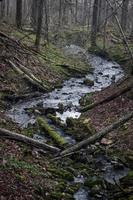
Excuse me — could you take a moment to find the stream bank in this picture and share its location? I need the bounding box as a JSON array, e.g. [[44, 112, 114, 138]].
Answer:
[[4, 45, 133, 200]]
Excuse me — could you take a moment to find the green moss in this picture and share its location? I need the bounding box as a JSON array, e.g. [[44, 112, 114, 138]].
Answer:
[[128, 196, 133, 200], [47, 114, 65, 128], [37, 117, 66, 146], [48, 167, 74, 181], [1, 157, 43, 176], [79, 93, 92, 107], [83, 78, 94, 86], [84, 177, 103, 188], [66, 117, 95, 141]]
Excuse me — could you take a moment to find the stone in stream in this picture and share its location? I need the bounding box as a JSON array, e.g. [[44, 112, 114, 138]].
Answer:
[[83, 78, 94, 86]]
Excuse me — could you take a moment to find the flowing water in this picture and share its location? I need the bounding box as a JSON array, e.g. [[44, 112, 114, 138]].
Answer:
[[7, 45, 124, 128], [7, 45, 125, 200]]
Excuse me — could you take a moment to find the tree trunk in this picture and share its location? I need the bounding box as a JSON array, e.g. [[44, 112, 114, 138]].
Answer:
[[16, 0, 22, 29], [121, 0, 129, 31], [31, 0, 38, 31], [97, 0, 102, 32], [83, 0, 88, 25], [35, 0, 44, 49], [44, 0, 49, 42], [90, 0, 99, 47], [75, 0, 78, 24], [60, 111, 133, 156]]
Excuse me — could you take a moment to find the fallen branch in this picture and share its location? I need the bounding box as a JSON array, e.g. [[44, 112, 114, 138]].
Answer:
[[60, 111, 133, 156], [8, 60, 48, 92], [80, 81, 133, 112], [0, 128, 60, 153], [2, 92, 42, 102]]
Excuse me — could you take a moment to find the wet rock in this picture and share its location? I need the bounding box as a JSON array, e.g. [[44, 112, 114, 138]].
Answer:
[[98, 72, 103, 75], [36, 101, 43, 108], [58, 103, 64, 113], [83, 78, 94, 86], [111, 75, 116, 82], [100, 138, 113, 145], [45, 107, 56, 115], [66, 117, 75, 128]]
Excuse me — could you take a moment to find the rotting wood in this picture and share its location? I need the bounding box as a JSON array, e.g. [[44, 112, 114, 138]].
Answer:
[[60, 111, 133, 156], [0, 128, 60, 153]]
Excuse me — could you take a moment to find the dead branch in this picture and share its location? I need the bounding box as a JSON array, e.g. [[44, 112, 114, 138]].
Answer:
[[60, 111, 133, 156], [0, 128, 60, 153], [8, 60, 48, 92]]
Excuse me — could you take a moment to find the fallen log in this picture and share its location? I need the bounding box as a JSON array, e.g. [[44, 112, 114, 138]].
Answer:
[[0, 128, 60, 153], [37, 117, 66, 146], [2, 92, 42, 102], [60, 111, 133, 156], [8, 60, 48, 92], [80, 82, 133, 112]]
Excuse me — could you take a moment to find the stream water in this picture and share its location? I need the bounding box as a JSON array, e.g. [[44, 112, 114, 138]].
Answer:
[[7, 45, 124, 128], [7, 45, 125, 200]]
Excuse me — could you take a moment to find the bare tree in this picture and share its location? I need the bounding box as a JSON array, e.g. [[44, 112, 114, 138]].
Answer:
[[35, 0, 44, 49], [90, 0, 99, 47], [121, 0, 130, 31], [16, 0, 22, 29]]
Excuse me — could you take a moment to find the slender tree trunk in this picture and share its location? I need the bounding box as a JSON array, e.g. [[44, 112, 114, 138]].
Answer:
[[31, 0, 38, 31], [121, 0, 129, 31], [16, 0, 22, 29], [97, 0, 102, 32], [83, 0, 88, 25], [35, 0, 44, 49], [75, 0, 78, 24], [87, 0, 92, 29], [90, 0, 99, 47], [44, 0, 49, 42], [59, 0, 62, 27]]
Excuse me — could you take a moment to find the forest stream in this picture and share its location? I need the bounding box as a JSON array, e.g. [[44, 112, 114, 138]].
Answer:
[[7, 45, 127, 199]]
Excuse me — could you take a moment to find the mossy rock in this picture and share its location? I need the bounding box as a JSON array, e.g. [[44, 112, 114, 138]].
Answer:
[[66, 117, 95, 141], [47, 114, 65, 128], [84, 176, 103, 188], [83, 78, 94, 86], [37, 117, 66, 146], [79, 93, 92, 106], [66, 117, 76, 128]]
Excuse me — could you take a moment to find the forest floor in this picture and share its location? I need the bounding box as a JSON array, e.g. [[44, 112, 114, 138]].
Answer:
[[0, 23, 133, 200]]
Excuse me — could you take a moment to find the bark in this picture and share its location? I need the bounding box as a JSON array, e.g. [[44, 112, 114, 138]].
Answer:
[[97, 0, 102, 32], [31, 0, 38, 31], [80, 81, 133, 112], [75, 0, 78, 24], [0, 128, 60, 153], [44, 0, 49, 42], [16, 0, 22, 29], [59, 0, 62, 26], [35, 0, 44, 49], [83, 0, 88, 25], [121, 0, 129, 31], [91, 0, 99, 47], [60, 111, 133, 156]]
